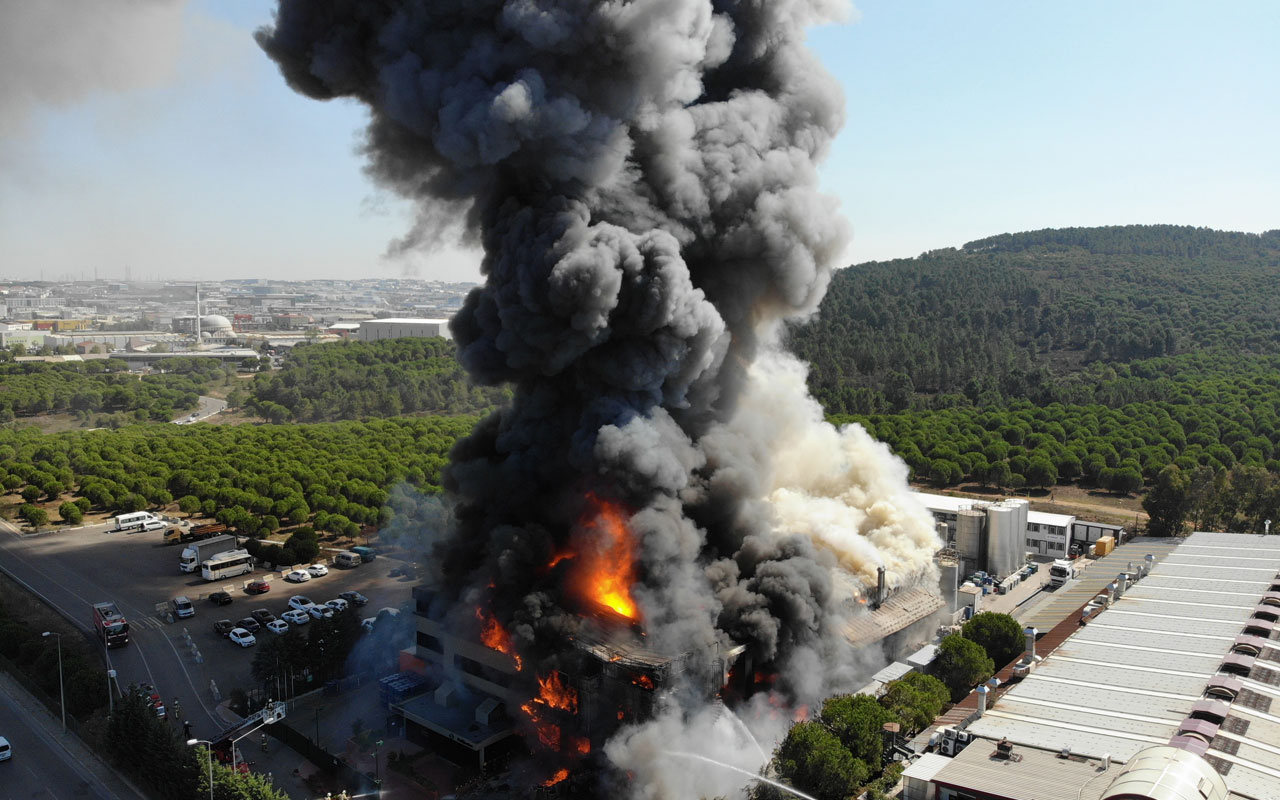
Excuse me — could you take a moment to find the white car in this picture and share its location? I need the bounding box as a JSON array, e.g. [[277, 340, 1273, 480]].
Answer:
[[284, 570, 311, 583], [287, 595, 313, 612], [281, 609, 310, 626], [265, 619, 289, 634], [325, 598, 349, 613], [306, 603, 334, 620], [228, 628, 257, 647], [306, 563, 329, 578]]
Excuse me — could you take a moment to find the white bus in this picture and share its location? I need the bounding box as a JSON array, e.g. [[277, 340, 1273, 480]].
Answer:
[[200, 550, 254, 581], [114, 512, 158, 532]]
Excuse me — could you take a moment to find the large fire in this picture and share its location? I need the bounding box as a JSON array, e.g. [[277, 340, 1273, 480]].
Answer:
[[476, 607, 523, 670], [520, 671, 589, 758], [568, 494, 640, 620]]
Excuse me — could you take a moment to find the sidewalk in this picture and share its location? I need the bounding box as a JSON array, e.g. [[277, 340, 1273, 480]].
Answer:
[[0, 670, 146, 800]]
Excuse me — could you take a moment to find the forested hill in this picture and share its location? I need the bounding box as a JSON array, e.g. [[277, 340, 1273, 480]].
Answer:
[[790, 225, 1280, 414]]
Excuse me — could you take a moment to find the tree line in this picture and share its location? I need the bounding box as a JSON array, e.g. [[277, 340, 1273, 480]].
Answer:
[[244, 337, 509, 422], [0, 417, 473, 533], [0, 357, 222, 422]]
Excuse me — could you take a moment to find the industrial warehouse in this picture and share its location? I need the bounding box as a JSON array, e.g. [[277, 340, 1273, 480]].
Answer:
[[902, 531, 1280, 800]]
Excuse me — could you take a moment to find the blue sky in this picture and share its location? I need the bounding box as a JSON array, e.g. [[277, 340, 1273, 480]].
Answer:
[[1, 0, 1276, 283]]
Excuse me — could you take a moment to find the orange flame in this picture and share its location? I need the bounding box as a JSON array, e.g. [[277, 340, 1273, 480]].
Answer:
[[573, 494, 640, 620], [520, 671, 580, 753], [475, 607, 523, 671], [632, 674, 655, 690], [542, 768, 570, 787], [575, 737, 591, 755]]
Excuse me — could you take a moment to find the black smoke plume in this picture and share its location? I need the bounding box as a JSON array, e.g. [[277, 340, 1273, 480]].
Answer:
[[260, 0, 938, 794]]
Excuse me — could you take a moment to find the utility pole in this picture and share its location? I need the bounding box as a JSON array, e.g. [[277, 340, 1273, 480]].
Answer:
[[42, 632, 65, 734]]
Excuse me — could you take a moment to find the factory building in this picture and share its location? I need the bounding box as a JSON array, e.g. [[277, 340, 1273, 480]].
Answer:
[[916, 492, 1083, 572], [357, 317, 452, 341], [907, 531, 1280, 800]]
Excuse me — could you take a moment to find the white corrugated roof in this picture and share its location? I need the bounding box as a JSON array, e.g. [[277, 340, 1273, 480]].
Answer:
[[960, 531, 1280, 800]]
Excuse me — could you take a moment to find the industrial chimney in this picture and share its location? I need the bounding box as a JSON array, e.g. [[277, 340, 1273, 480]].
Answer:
[[875, 566, 887, 609]]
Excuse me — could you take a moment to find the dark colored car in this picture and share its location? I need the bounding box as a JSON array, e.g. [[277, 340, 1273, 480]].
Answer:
[[235, 617, 261, 634], [209, 591, 233, 606], [250, 608, 276, 626], [213, 619, 235, 637], [338, 590, 369, 607], [246, 580, 271, 595]]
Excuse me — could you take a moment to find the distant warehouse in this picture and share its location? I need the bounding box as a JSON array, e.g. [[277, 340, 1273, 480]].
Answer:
[[357, 318, 452, 342]]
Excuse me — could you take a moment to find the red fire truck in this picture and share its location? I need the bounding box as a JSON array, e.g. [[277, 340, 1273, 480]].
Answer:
[[92, 601, 130, 648]]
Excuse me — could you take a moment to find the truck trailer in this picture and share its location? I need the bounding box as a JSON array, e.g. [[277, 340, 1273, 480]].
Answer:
[[164, 522, 228, 545], [180, 534, 239, 573]]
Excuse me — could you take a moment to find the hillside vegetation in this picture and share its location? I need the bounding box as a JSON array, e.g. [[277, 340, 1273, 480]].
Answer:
[[791, 225, 1280, 532], [244, 337, 508, 422]]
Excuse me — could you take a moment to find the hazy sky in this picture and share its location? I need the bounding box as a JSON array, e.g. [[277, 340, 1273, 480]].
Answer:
[[1, 0, 1276, 284]]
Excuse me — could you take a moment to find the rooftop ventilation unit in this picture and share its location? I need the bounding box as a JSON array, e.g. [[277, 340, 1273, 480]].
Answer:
[[1253, 604, 1279, 623], [1175, 717, 1220, 743], [1204, 675, 1243, 701], [1243, 617, 1275, 638], [1189, 699, 1229, 724], [1232, 633, 1269, 656], [1219, 652, 1255, 677], [1261, 591, 1280, 608]]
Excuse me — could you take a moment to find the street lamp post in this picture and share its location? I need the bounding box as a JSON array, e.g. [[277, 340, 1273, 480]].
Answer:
[[374, 738, 383, 795], [186, 739, 215, 800], [107, 668, 117, 716], [41, 632, 65, 734]]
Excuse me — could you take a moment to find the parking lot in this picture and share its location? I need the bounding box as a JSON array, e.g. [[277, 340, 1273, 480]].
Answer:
[[0, 520, 418, 738]]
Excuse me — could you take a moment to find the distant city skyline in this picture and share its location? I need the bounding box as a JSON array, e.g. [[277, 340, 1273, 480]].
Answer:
[[1, 0, 1276, 283]]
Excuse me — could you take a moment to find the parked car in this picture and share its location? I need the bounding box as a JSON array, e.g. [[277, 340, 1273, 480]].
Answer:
[[235, 617, 261, 634], [287, 595, 313, 612], [246, 580, 271, 595], [0, 736, 11, 761], [284, 570, 311, 583], [228, 628, 257, 647], [281, 609, 310, 626], [325, 598, 349, 613], [170, 596, 195, 619], [250, 608, 276, 626], [213, 619, 235, 637], [209, 591, 233, 606], [338, 590, 369, 607], [350, 546, 376, 562], [265, 619, 289, 634], [307, 563, 329, 578], [306, 603, 334, 620], [136, 685, 166, 718]]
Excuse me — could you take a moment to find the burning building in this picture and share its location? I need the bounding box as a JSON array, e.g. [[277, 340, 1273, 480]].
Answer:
[[260, 0, 942, 794]]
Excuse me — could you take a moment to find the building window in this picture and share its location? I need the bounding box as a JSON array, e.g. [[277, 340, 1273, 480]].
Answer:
[[416, 632, 442, 653]]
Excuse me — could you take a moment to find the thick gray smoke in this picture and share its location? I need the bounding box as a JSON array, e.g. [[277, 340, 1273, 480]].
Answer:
[[260, 0, 938, 794]]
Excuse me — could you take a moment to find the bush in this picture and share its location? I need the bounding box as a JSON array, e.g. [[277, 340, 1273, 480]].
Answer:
[[19, 504, 49, 528]]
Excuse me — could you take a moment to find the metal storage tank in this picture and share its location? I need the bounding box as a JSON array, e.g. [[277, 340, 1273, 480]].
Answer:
[[985, 502, 1021, 579], [955, 508, 985, 573]]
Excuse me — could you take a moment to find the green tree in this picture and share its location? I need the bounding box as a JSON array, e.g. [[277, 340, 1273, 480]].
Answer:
[[962, 612, 1025, 669], [21, 484, 42, 503], [57, 501, 83, 525], [880, 672, 950, 734], [178, 494, 202, 516], [1143, 464, 1191, 537], [931, 634, 994, 702], [819, 693, 890, 770], [768, 721, 868, 800], [19, 504, 49, 528], [1025, 457, 1058, 488]]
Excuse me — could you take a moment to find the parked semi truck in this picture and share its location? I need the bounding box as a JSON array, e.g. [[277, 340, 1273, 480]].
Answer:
[[164, 522, 228, 545], [180, 534, 239, 573], [1049, 559, 1076, 588]]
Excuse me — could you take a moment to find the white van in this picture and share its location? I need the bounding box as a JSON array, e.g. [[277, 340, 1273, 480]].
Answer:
[[114, 512, 157, 532], [141, 519, 166, 531], [334, 551, 362, 569]]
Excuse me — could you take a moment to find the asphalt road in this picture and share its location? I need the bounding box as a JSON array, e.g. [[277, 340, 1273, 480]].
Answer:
[[0, 522, 415, 744], [0, 679, 121, 800], [172, 395, 227, 425]]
